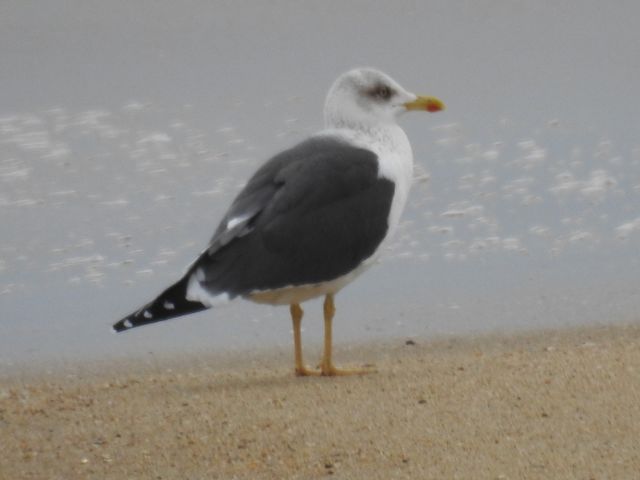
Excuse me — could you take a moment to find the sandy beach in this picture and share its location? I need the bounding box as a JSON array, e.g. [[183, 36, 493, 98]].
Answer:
[[2, 323, 639, 479]]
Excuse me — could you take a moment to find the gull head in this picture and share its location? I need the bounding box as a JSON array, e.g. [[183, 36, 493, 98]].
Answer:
[[324, 67, 444, 130]]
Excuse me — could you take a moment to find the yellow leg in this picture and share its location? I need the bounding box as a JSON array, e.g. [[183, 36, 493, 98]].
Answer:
[[319, 294, 375, 376], [290, 304, 320, 376]]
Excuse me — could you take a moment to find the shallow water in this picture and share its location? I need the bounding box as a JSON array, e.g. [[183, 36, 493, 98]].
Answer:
[[1, 1, 640, 368]]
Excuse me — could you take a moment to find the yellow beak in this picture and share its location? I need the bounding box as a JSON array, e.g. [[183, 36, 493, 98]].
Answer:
[[404, 96, 445, 113]]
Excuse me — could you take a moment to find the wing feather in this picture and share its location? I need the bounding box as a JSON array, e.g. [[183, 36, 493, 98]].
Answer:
[[194, 136, 395, 297]]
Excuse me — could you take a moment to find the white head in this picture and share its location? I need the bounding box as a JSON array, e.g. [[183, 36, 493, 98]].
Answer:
[[324, 67, 444, 130]]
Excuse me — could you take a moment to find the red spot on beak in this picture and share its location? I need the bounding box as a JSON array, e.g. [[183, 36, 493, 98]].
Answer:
[[426, 100, 444, 112]]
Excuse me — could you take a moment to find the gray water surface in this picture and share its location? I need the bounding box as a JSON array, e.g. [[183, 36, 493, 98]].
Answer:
[[2, 1, 640, 369]]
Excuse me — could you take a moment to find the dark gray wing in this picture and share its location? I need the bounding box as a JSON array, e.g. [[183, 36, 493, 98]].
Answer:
[[197, 136, 395, 297], [113, 136, 395, 332]]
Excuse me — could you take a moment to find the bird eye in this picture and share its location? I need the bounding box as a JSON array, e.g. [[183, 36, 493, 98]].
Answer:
[[376, 85, 392, 100], [368, 84, 393, 101]]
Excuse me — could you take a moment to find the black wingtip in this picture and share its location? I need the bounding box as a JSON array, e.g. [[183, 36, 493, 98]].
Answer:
[[112, 274, 211, 333], [112, 317, 134, 333], [112, 307, 172, 333]]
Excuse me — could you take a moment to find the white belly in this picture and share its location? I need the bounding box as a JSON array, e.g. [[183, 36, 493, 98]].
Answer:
[[247, 261, 374, 305]]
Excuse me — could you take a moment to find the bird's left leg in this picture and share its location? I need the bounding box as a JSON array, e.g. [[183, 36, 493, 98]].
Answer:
[[290, 303, 320, 376], [319, 293, 375, 376]]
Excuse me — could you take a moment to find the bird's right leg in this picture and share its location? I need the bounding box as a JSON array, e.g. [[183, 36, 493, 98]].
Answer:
[[318, 294, 376, 376], [290, 303, 320, 376]]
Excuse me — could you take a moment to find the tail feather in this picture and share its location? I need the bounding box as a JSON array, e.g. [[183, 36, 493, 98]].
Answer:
[[113, 274, 208, 332]]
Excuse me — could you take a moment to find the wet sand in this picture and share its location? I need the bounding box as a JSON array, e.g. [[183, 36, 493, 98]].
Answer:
[[2, 323, 639, 479]]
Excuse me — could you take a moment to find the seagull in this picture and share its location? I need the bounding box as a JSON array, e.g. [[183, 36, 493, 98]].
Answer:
[[113, 68, 444, 376]]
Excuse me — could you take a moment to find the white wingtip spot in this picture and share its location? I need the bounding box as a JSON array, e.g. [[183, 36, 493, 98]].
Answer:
[[123, 319, 133, 329], [163, 300, 175, 310], [143, 310, 152, 319]]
